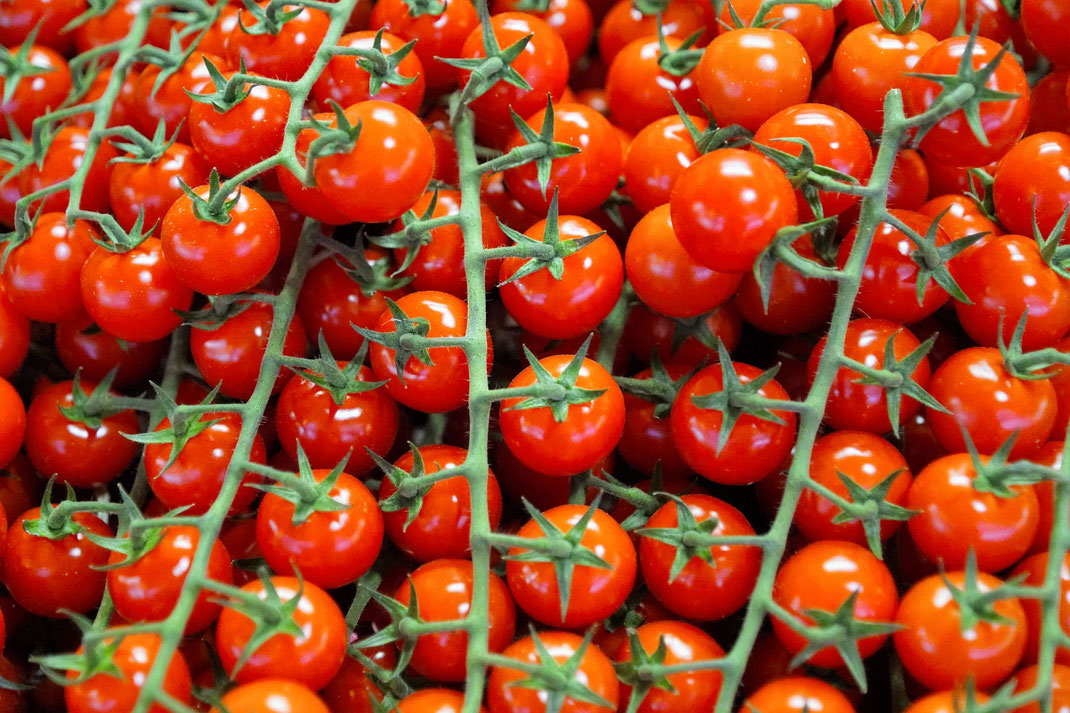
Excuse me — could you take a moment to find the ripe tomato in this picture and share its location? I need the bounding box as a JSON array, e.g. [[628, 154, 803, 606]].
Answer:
[[379, 444, 503, 561], [321, 648, 395, 713], [395, 559, 516, 681], [24, 379, 138, 488], [390, 190, 507, 297], [902, 691, 991, 713], [670, 360, 796, 485], [0, 212, 96, 323], [735, 235, 837, 335], [886, 147, 931, 210], [753, 103, 873, 218], [492, 0, 593, 63], [604, 36, 702, 134], [2, 507, 112, 617], [807, 319, 931, 434], [1029, 69, 1070, 133], [623, 114, 705, 214], [926, 346, 1057, 458], [696, 28, 811, 132], [190, 300, 308, 400], [504, 103, 622, 215], [0, 0, 84, 51], [499, 215, 623, 339], [370, 0, 478, 94], [398, 689, 485, 713], [367, 290, 483, 413], [840, 0, 960, 38], [188, 75, 291, 178], [626, 204, 742, 319], [108, 527, 233, 634], [993, 132, 1070, 237], [613, 621, 724, 713], [276, 112, 356, 226], [109, 143, 211, 232], [65, 633, 192, 713], [639, 494, 761, 620], [457, 12, 569, 146], [618, 362, 697, 480], [275, 362, 399, 475], [74, 0, 171, 57], [739, 676, 857, 713], [0, 378, 22, 472], [311, 101, 434, 224], [716, 0, 835, 65], [506, 504, 635, 628], [0, 44, 71, 139], [216, 576, 346, 689], [80, 238, 194, 343], [499, 354, 624, 476], [211, 679, 329, 713], [1011, 551, 1070, 665], [894, 570, 1027, 689], [18, 127, 118, 215], [313, 30, 425, 112], [918, 194, 1001, 268], [795, 431, 913, 546], [1022, 441, 1065, 554], [1021, 0, 1070, 67], [162, 183, 280, 295], [487, 631, 619, 713], [256, 468, 383, 589], [133, 51, 222, 142], [0, 293, 29, 379], [1011, 663, 1070, 713], [598, 0, 706, 63], [224, 3, 330, 80], [145, 410, 267, 515], [670, 148, 798, 273], [831, 22, 937, 133]]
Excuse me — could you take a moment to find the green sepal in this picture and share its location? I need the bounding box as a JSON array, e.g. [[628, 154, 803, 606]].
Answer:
[[653, 17, 704, 77], [870, 0, 923, 33], [216, 570, 308, 678], [293, 334, 387, 406], [0, 24, 57, 106], [401, 0, 448, 16], [497, 191, 604, 286], [506, 626, 613, 713], [58, 369, 127, 430], [123, 382, 224, 478], [235, 0, 304, 36], [248, 443, 351, 526], [902, 206, 985, 306], [32, 612, 124, 686], [21, 478, 87, 541], [178, 293, 258, 329], [373, 442, 433, 531], [635, 494, 719, 582], [505, 99, 582, 199], [333, 28, 420, 98], [614, 351, 702, 419], [369, 187, 441, 276], [613, 630, 677, 713], [750, 217, 838, 313], [108, 119, 181, 165], [827, 469, 919, 559], [352, 581, 420, 678], [850, 331, 946, 437], [668, 95, 750, 153], [943, 550, 1029, 631], [352, 297, 433, 386], [506, 335, 606, 423], [178, 167, 240, 225], [186, 56, 253, 113]]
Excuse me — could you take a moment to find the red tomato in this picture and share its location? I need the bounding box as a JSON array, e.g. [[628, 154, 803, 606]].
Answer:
[[398, 689, 486, 713], [312, 30, 425, 112], [276, 112, 356, 225], [109, 143, 211, 232], [739, 676, 857, 713], [379, 444, 503, 561], [918, 194, 1001, 267], [0, 0, 85, 51], [1022, 441, 1065, 554], [321, 648, 395, 713], [499, 215, 623, 339], [598, 0, 706, 62], [840, 0, 959, 38], [623, 114, 705, 214], [993, 132, 1070, 237], [216, 576, 346, 689], [639, 494, 761, 620], [371, 0, 478, 94], [75, 0, 171, 57], [1028, 69, 1070, 134], [492, 0, 593, 63], [1011, 551, 1070, 666], [604, 36, 702, 134], [716, 0, 835, 65], [224, 3, 330, 80], [618, 362, 697, 480], [0, 378, 22, 471], [894, 570, 1027, 689], [18, 127, 118, 215], [211, 679, 329, 713], [0, 293, 28, 379], [0, 44, 71, 139], [613, 621, 724, 713], [65, 633, 191, 713], [499, 354, 624, 476], [887, 147, 930, 210], [734, 235, 837, 335], [1021, 0, 1070, 67], [133, 51, 222, 142], [1012, 663, 1070, 713]]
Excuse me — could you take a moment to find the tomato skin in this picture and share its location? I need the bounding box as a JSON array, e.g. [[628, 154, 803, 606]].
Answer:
[[368, 291, 482, 413], [994, 132, 1070, 237], [735, 236, 836, 335], [1028, 69, 1070, 134], [904, 36, 1029, 168], [108, 527, 232, 635], [926, 347, 1057, 458], [626, 204, 742, 319], [795, 431, 913, 546], [696, 28, 811, 133], [500, 354, 624, 477], [458, 12, 570, 146], [80, 238, 194, 343], [504, 103, 621, 215], [275, 363, 399, 475], [1, 213, 97, 323], [189, 77, 291, 178], [211, 679, 329, 713], [0, 0, 85, 52], [0, 45, 71, 139], [75, 0, 172, 57], [109, 143, 211, 232], [837, 209, 951, 325], [739, 676, 857, 713], [488, 631, 619, 713], [216, 576, 346, 689], [133, 51, 221, 143], [1021, 0, 1070, 67], [398, 689, 486, 713], [640, 494, 761, 621], [670, 361, 796, 485], [717, 0, 835, 65], [499, 216, 623, 339], [774, 541, 898, 668], [670, 148, 798, 273], [276, 114, 356, 226], [1011, 552, 1070, 666], [162, 184, 280, 296], [807, 319, 931, 434], [1, 508, 112, 618], [903, 691, 993, 713], [396, 559, 516, 682], [832, 23, 938, 133], [492, 0, 593, 64], [190, 301, 308, 400], [1011, 663, 1070, 713], [312, 30, 425, 112], [312, 101, 434, 224], [918, 194, 1001, 270], [604, 36, 702, 134], [506, 504, 635, 628], [623, 115, 704, 214], [224, 3, 330, 80], [618, 363, 695, 480], [145, 411, 267, 515], [0, 293, 29, 379], [955, 234, 1070, 351], [24, 379, 138, 488], [841, 0, 959, 38], [256, 469, 383, 589], [598, 0, 706, 63], [379, 445, 503, 561], [613, 621, 724, 713], [391, 191, 507, 297], [753, 103, 874, 218], [371, 0, 478, 94], [321, 648, 396, 713], [894, 570, 1027, 690], [18, 126, 118, 215], [65, 633, 192, 713], [0, 379, 23, 471]]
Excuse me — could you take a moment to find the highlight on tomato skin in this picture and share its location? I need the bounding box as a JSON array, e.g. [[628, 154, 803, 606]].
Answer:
[[1, 1, 1069, 712]]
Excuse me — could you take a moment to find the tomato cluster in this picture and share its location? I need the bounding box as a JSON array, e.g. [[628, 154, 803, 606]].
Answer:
[[1, 0, 1069, 711]]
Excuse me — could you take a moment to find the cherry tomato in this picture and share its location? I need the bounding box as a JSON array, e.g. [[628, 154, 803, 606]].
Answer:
[[276, 111, 356, 225], [841, 0, 959, 38], [0, 378, 22, 470], [18, 127, 118, 215], [321, 648, 396, 713], [734, 235, 837, 335], [1011, 551, 1070, 666], [0, 293, 28, 380], [133, 51, 222, 142], [739, 676, 857, 713], [604, 36, 702, 134], [211, 679, 329, 713], [0, 44, 71, 139], [313, 30, 425, 112], [1021, 0, 1070, 67], [597, 0, 706, 64], [75, 0, 172, 57], [224, 3, 330, 80], [1027, 69, 1070, 134], [370, 0, 477, 94], [398, 689, 486, 713], [0, 0, 85, 51], [613, 621, 724, 713], [918, 194, 1001, 269], [65, 633, 192, 713], [618, 362, 696, 480], [717, 0, 836, 65], [109, 143, 211, 232], [993, 132, 1070, 237], [623, 114, 705, 214]]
